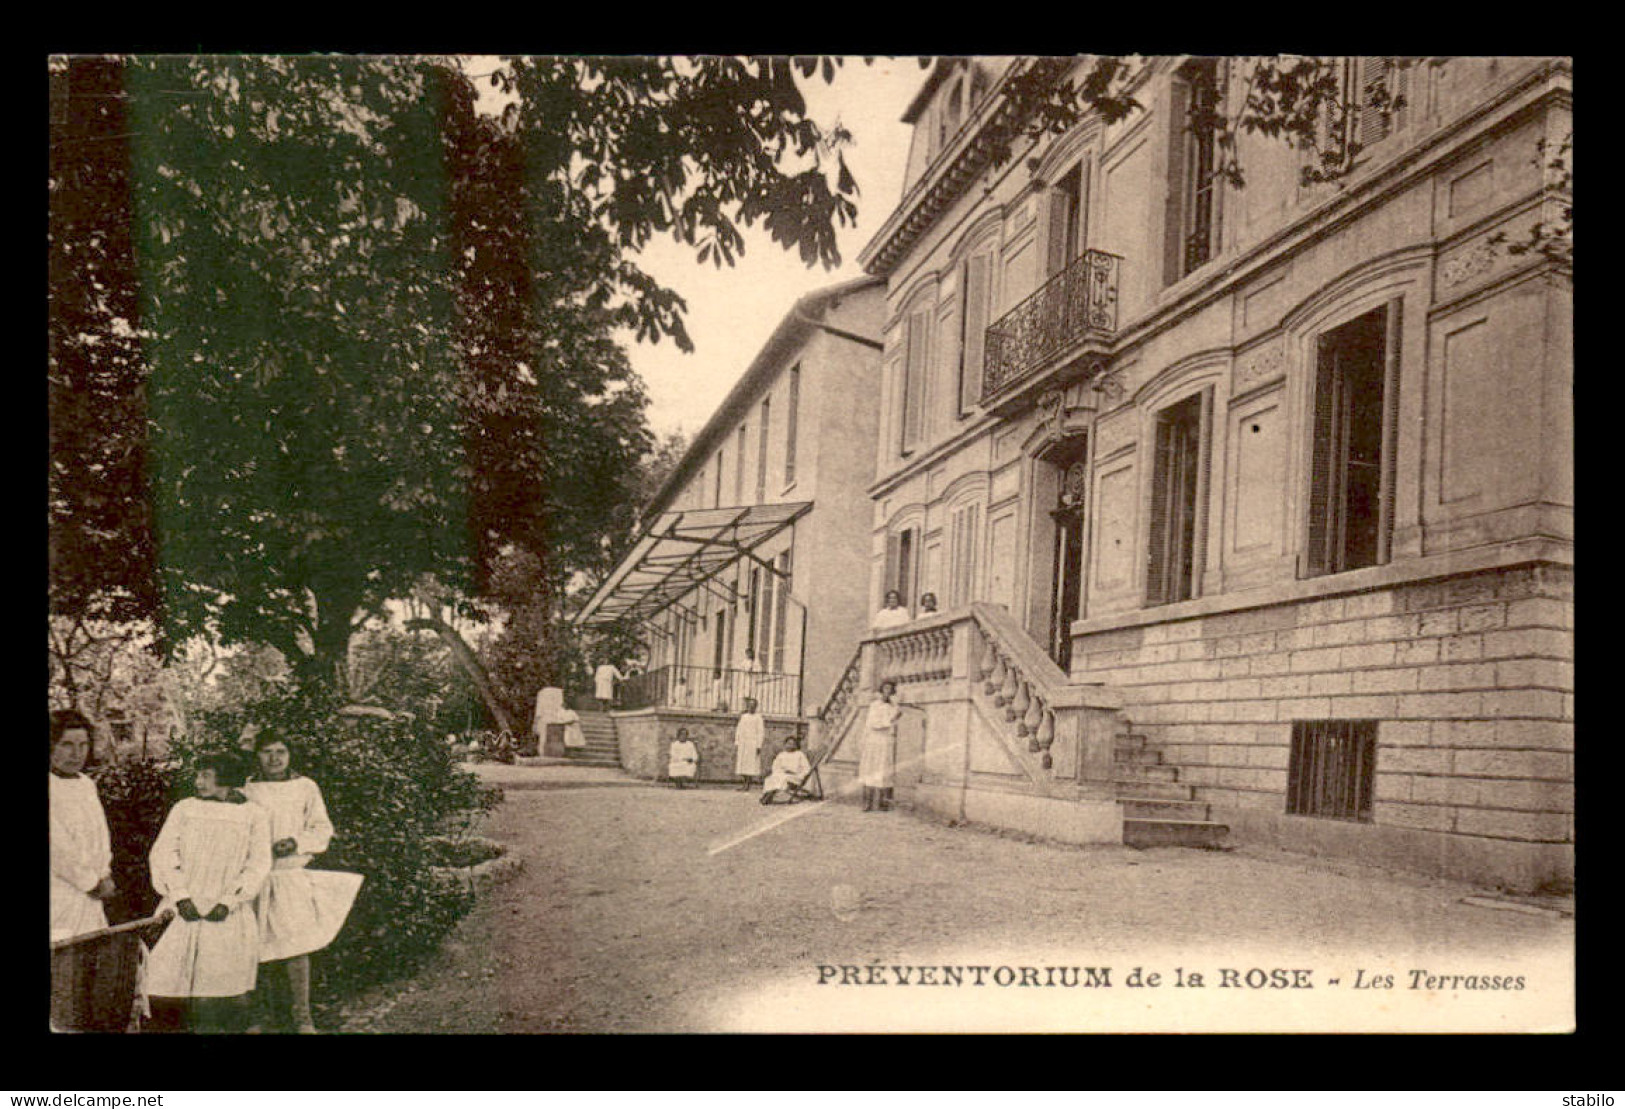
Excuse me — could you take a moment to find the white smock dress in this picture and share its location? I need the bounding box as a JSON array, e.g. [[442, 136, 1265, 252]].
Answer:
[[871, 606, 911, 631], [49, 772, 113, 941], [594, 663, 625, 701], [733, 712, 765, 776], [667, 738, 699, 780], [859, 698, 901, 789], [145, 796, 272, 997], [241, 775, 364, 963], [763, 748, 811, 793]]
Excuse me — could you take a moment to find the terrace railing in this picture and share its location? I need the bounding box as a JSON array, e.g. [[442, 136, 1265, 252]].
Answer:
[[619, 663, 801, 718], [983, 249, 1120, 404]]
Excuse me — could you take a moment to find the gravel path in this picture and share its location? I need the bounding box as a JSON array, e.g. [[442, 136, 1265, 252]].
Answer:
[[333, 768, 1573, 1034]]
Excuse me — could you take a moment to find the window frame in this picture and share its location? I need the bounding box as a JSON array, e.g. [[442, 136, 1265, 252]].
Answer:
[[1165, 57, 1223, 285], [1298, 299, 1402, 580], [1144, 386, 1214, 607]]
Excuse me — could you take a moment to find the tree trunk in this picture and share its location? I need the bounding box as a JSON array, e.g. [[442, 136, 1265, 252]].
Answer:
[[404, 616, 515, 735]]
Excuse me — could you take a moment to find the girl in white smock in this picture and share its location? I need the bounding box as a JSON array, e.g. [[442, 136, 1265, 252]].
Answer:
[[733, 698, 765, 789], [242, 730, 363, 1034], [667, 728, 699, 788], [759, 736, 812, 804], [872, 589, 911, 630], [859, 681, 905, 812], [49, 710, 115, 941], [145, 752, 272, 1031]]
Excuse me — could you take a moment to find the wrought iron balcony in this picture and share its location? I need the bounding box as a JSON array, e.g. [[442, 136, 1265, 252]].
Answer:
[[983, 249, 1121, 405]]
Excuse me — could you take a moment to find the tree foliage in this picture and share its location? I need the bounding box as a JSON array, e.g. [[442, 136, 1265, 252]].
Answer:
[[49, 54, 875, 692]]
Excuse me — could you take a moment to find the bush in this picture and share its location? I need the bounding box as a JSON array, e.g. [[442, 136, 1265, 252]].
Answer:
[[176, 682, 491, 999], [90, 755, 181, 925]]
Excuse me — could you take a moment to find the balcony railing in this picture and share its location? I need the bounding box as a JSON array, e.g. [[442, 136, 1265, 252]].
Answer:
[[983, 249, 1121, 403], [620, 663, 801, 718]]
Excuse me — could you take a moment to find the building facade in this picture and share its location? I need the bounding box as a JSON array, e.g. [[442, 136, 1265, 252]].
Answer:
[[810, 57, 1571, 890], [576, 277, 886, 779]]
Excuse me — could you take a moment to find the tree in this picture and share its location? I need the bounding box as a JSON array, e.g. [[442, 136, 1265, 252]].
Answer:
[[50, 54, 873, 692], [49, 56, 160, 629]]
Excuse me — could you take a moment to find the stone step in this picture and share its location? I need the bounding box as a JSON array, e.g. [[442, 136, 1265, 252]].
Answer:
[[1111, 764, 1181, 783], [1114, 733, 1151, 748], [1122, 818, 1229, 850], [1112, 780, 1198, 801], [1120, 797, 1212, 821], [1112, 747, 1163, 766]]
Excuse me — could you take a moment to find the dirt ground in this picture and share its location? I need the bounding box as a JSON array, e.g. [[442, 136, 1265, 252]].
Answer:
[[329, 765, 1574, 1034]]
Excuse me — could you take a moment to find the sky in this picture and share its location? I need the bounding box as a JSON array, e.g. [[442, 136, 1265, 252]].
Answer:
[[617, 59, 924, 438]]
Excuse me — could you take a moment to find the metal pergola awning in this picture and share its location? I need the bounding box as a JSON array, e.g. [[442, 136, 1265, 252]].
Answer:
[[572, 501, 813, 629]]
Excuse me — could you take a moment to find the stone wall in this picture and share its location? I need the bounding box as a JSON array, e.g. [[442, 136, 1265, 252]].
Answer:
[[612, 708, 806, 783], [1071, 563, 1573, 889]]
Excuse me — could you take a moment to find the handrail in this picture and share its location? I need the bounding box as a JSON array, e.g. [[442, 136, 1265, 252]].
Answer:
[[968, 603, 1122, 712], [814, 644, 865, 733]]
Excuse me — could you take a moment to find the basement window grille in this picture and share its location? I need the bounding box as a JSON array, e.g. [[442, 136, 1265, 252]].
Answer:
[[1287, 719, 1377, 822]]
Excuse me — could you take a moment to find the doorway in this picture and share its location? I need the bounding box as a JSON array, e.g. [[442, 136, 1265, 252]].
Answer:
[[1043, 436, 1090, 670]]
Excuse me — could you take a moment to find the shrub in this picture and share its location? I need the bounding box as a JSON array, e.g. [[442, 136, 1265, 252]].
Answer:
[[175, 681, 490, 999], [90, 755, 181, 925]]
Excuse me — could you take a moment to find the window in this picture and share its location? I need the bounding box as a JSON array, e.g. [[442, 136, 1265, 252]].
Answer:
[[735, 424, 747, 503], [713, 610, 727, 678], [1166, 58, 1221, 284], [947, 503, 981, 608], [958, 250, 994, 413], [1302, 302, 1400, 578], [1287, 720, 1377, 821], [1146, 390, 1212, 606], [785, 365, 800, 486], [901, 308, 930, 453], [713, 449, 724, 507], [757, 398, 770, 501]]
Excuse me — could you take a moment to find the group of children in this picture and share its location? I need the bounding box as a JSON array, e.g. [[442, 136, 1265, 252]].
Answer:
[[663, 697, 814, 803], [49, 710, 361, 1034]]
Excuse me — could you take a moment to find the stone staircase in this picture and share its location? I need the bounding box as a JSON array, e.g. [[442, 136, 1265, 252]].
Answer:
[[568, 710, 622, 768], [1113, 729, 1229, 849]]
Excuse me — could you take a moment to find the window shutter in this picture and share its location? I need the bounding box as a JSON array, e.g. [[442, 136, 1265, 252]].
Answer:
[[1358, 56, 1392, 148], [759, 569, 776, 668], [757, 399, 770, 501], [785, 366, 800, 486], [960, 252, 992, 412], [1146, 416, 1175, 604], [772, 551, 792, 672], [884, 531, 901, 600], [1301, 334, 1339, 578], [747, 568, 761, 656], [1376, 298, 1403, 565], [1192, 387, 1215, 599], [1163, 78, 1191, 285], [1047, 187, 1074, 277], [903, 310, 928, 451]]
